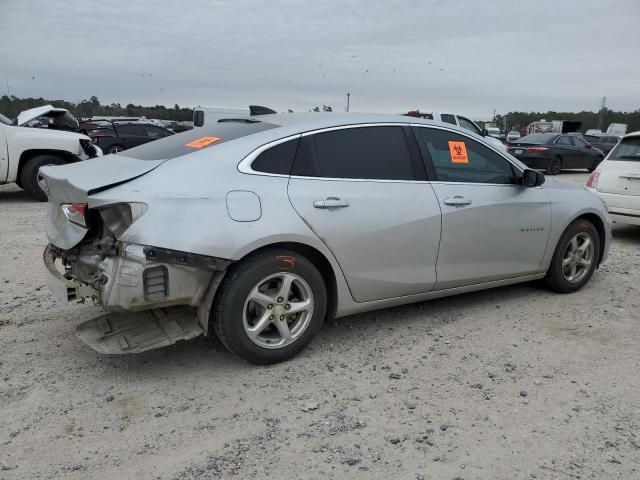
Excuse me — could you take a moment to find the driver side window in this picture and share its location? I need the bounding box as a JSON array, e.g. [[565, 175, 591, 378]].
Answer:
[[457, 116, 481, 135], [413, 127, 516, 184]]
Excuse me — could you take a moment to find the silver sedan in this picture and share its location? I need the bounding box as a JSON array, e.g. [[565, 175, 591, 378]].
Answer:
[[41, 113, 611, 364]]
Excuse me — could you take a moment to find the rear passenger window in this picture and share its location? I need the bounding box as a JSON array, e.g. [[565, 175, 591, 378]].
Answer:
[[413, 127, 516, 184], [292, 126, 416, 180], [440, 114, 457, 125], [555, 136, 573, 146], [251, 138, 300, 175]]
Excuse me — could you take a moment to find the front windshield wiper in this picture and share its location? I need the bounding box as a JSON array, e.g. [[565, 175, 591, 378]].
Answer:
[[615, 155, 640, 160]]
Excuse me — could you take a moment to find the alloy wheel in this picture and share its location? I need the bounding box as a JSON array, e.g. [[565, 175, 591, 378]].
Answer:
[[242, 272, 314, 349], [561, 232, 594, 283]]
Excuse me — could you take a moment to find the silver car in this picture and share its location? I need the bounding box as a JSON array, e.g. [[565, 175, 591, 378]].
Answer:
[[42, 113, 611, 364]]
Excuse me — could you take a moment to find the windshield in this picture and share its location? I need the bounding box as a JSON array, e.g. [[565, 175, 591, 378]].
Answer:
[[608, 137, 640, 161], [122, 119, 279, 160], [0, 112, 12, 125]]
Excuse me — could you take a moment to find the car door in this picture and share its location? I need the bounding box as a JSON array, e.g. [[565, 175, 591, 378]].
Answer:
[[412, 125, 551, 290], [553, 135, 579, 167], [287, 124, 442, 302], [118, 125, 149, 148], [572, 135, 600, 168]]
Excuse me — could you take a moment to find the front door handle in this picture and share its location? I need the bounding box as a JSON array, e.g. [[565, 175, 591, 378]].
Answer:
[[313, 197, 350, 209], [443, 196, 472, 207]]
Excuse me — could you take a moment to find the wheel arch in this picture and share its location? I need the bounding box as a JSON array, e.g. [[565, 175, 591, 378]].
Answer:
[[17, 149, 76, 184], [573, 212, 607, 265], [230, 241, 339, 323]]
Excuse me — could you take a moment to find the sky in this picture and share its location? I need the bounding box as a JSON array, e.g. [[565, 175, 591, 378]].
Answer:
[[1, 0, 639, 118]]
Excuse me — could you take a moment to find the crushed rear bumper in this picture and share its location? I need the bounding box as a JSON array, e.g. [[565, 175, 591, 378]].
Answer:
[[44, 242, 230, 353]]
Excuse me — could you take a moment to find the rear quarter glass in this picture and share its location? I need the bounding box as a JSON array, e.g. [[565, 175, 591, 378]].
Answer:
[[121, 121, 279, 160]]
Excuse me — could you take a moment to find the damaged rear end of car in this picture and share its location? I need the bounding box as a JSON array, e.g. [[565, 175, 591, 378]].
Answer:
[[41, 154, 231, 355]]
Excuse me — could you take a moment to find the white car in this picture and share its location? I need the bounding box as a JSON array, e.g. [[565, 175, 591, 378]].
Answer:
[[405, 110, 507, 151], [506, 130, 521, 142], [586, 131, 640, 226], [486, 127, 502, 140], [0, 106, 102, 201]]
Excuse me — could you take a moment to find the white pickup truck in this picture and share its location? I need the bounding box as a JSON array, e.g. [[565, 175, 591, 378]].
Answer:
[[405, 110, 507, 151], [0, 106, 102, 201]]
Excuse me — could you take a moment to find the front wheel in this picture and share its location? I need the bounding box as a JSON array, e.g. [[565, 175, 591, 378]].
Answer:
[[107, 144, 125, 154], [544, 219, 600, 293], [212, 249, 327, 364]]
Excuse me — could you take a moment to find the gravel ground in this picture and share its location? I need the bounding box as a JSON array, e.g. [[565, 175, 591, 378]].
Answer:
[[1, 172, 639, 480]]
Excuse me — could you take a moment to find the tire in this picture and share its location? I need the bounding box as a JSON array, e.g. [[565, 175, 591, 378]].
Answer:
[[107, 144, 126, 154], [546, 157, 562, 175], [20, 154, 66, 202], [544, 219, 600, 293], [212, 248, 327, 364], [588, 156, 604, 173]]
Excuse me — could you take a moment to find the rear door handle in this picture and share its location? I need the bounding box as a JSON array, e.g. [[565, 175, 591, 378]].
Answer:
[[313, 197, 350, 209], [443, 196, 472, 207]]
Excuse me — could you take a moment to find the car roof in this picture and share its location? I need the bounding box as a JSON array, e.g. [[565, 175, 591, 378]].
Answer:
[[243, 112, 473, 136], [622, 131, 640, 139]]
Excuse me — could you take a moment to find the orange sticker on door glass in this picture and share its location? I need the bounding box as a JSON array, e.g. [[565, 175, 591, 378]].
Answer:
[[448, 141, 469, 163], [185, 136, 222, 148]]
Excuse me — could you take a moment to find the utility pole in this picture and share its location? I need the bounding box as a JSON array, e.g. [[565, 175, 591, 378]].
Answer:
[[346, 93, 350, 112], [598, 96, 606, 131]]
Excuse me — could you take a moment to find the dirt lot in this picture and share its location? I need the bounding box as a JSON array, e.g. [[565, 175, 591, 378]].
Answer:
[[1, 173, 639, 480]]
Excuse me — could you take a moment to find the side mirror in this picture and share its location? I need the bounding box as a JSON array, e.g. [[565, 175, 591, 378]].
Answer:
[[522, 169, 545, 187], [481, 128, 488, 137]]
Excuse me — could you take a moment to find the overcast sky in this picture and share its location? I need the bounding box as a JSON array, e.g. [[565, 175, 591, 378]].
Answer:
[[1, 0, 639, 118]]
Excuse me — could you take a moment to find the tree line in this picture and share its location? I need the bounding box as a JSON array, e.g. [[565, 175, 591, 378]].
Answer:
[[493, 109, 640, 134], [2, 95, 639, 133], [0, 95, 194, 122]]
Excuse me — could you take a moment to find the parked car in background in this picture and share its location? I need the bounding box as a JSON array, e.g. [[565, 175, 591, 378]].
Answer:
[[42, 113, 610, 364], [506, 130, 521, 142], [586, 131, 640, 226], [582, 134, 620, 155], [82, 121, 173, 154], [405, 110, 507, 151], [486, 127, 503, 140], [0, 108, 101, 201], [507, 133, 604, 175]]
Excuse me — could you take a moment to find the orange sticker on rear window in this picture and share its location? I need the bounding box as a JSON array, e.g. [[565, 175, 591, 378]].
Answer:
[[185, 136, 222, 148], [448, 141, 469, 163]]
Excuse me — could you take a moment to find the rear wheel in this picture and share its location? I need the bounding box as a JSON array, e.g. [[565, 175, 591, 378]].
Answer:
[[546, 157, 562, 175], [212, 249, 327, 364], [20, 154, 66, 201], [544, 219, 600, 293]]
